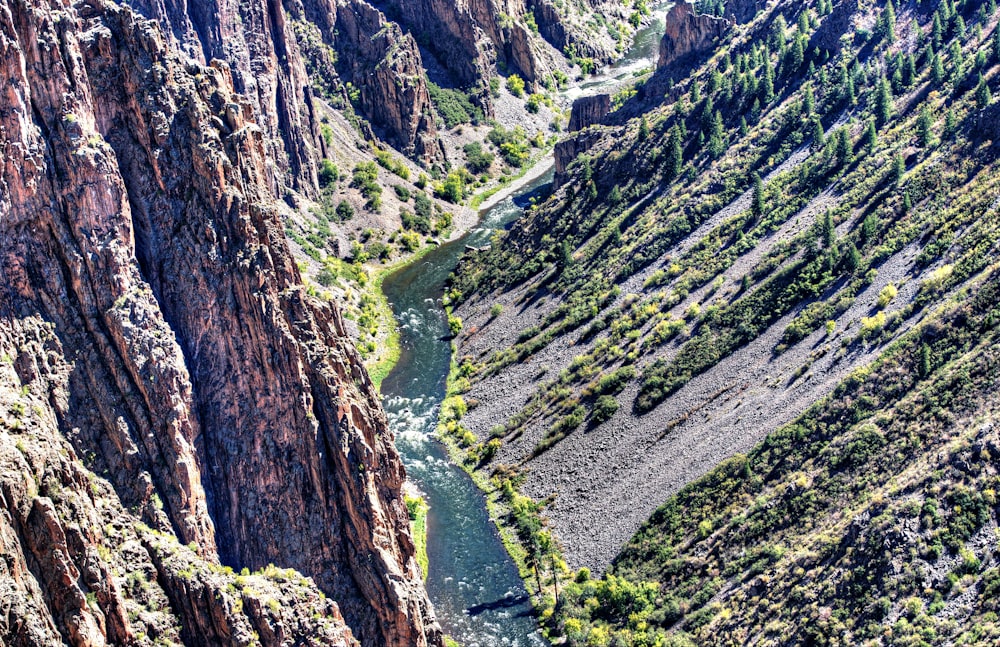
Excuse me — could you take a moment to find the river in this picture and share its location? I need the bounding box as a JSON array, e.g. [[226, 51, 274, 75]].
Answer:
[[379, 7, 669, 646]]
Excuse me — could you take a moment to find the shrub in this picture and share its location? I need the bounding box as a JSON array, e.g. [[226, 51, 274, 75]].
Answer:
[[464, 142, 494, 174], [427, 81, 483, 127], [318, 159, 338, 187], [507, 74, 525, 97], [592, 395, 619, 423]]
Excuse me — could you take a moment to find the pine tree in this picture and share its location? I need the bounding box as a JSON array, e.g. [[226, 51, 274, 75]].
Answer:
[[638, 116, 649, 141], [874, 77, 893, 127], [666, 126, 683, 179], [690, 79, 701, 103], [931, 53, 945, 85], [877, 0, 896, 43], [802, 84, 815, 116], [834, 127, 853, 165], [892, 153, 905, 184], [944, 109, 957, 139], [862, 120, 878, 154], [811, 116, 825, 149], [919, 343, 933, 377], [903, 54, 916, 88], [821, 208, 836, 249], [917, 104, 934, 147], [762, 55, 775, 103], [976, 74, 993, 108], [707, 111, 726, 158], [932, 12, 943, 49], [844, 242, 861, 273], [862, 213, 878, 245], [751, 173, 765, 220]]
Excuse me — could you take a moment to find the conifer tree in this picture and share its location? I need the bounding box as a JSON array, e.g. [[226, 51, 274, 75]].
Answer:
[[862, 120, 878, 154], [762, 55, 775, 103], [874, 77, 893, 127], [666, 126, 683, 179], [976, 74, 993, 108], [707, 111, 726, 159], [751, 173, 765, 220], [811, 117, 825, 149], [638, 116, 649, 141], [877, 0, 896, 43], [917, 104, 934, 147]]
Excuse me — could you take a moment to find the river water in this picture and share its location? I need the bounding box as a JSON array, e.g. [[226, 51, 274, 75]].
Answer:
[[382, 170, 553, 647], [379, 7, 669, 646]]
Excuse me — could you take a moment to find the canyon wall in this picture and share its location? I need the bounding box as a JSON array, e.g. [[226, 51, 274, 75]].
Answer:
[[0, 1, 440, 645]]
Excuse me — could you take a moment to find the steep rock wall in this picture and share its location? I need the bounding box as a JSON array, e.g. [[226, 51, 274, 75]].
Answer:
[[0, 1, 441, 645], [657, 1, 730, 77]]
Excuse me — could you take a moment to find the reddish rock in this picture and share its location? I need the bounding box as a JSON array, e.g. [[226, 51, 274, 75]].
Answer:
[[0, 1, 441, 645], [658, 2, 730, 77]]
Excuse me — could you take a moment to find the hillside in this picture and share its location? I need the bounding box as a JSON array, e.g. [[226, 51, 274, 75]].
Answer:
[[444, 0, 1000, 643]]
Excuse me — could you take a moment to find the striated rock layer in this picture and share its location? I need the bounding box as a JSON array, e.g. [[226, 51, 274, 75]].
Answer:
[[657, 1, 730, 76], [0, 1, 441, 645]]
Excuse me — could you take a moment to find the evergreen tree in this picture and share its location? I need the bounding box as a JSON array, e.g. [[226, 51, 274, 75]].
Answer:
[[932, 12, 943, 49], [820, 208, 836, 249], [638, 116, 649, 141], [919, 343, 933, 377], [751, 173, 765, 220], [844, 242, 862, 273], [811, 116, 825, 149], [874, 77, 893, 127], [892, 153, 905, 184], [944, 109, 957, 139], [666, 126, 683, 179], [834, 127, 853, 165], [877, 0, 896, 43], [976, 73, 993, 108], [903, 54, 917, 87], [862, 120, 878, 154], [932, 53, 945, 85], [707, 111, 726, 159], [690, 79, 701, 103], [803, 84, 815, 115], [917, 104, 934, 147], [762, 55, 775, 103], [861, 213, 878, 245]]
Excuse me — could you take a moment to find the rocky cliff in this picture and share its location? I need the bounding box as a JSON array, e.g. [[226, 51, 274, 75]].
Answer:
[[330, 0, 444, 162], [657, 1, 729, 76], [568, 94, 611, 132], [0, 1, 440, 645]]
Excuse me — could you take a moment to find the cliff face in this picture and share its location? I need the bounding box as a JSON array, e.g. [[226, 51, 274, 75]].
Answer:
[[330, 0, 444, 162], [129, 0, 322, 194], [657, 1, 729, 76], [0, 1, 440, 645]]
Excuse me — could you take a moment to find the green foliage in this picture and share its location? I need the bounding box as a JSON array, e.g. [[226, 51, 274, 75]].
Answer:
[[464, 141, 494, 175], [591, 395, 619, 423], [507, 74, 526, 97], [427, 81, 483, 128], [318, 159, 338, 187], [352, 162, 382, 212]]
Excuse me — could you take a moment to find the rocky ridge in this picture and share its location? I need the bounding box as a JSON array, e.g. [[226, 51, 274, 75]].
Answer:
[[0, 1, 440, 645]]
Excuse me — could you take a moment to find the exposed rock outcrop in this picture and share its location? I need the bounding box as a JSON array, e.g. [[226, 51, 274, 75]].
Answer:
[[331, 0, 444, 163], [554, 129, 605, 186], [657, 1, 730, 77], [724, 0, 763, 24], [568, 94, 611, 132], [128, 0, 322, 194], [0, 1, 441, 645], [810, 0, 859, 55]]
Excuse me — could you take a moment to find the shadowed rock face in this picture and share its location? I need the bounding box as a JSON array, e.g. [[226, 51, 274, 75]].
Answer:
[[568, 94, 611, 132], [657, 1, 729, 76], [0, 1, 441, 645], [330, 0, 444, 163]]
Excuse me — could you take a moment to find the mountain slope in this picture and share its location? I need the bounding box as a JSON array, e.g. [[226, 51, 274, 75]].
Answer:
[[0, 1, 440, 644], [444, 0, 1000, 642]]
